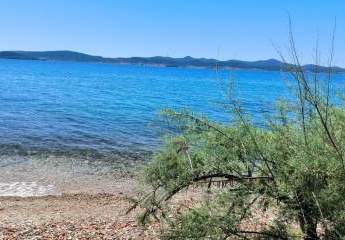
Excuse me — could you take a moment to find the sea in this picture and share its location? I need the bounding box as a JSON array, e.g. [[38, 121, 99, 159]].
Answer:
[[0, 59, 343, 196]]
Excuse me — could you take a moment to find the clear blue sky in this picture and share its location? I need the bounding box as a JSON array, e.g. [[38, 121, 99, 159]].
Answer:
[[0, 0, 344, 65]]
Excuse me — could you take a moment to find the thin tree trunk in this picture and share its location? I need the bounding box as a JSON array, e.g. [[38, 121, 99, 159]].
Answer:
[[303, 217, 319, 240], [297, 192, 319, 240]]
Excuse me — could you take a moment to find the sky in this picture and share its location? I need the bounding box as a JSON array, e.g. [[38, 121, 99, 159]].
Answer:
[[0, 0, 344, 66]]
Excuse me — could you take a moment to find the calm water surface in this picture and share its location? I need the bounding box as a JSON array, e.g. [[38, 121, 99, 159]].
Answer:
[[0, 59, 344, 195], [1, 59, 345, 156]]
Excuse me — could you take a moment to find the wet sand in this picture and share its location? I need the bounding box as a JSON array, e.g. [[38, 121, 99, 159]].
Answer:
[[0, 154, 144, 197]]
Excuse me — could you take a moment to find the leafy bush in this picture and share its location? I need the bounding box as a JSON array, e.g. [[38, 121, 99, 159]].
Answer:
[[132, 31, 345, 240]]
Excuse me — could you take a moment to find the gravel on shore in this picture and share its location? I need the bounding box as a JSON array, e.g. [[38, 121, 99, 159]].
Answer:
[[0, 192, 159, 240]]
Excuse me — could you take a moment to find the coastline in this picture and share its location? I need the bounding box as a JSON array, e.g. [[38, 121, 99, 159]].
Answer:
[[1, 50, 344, 73], [0, 148, 150, 197]]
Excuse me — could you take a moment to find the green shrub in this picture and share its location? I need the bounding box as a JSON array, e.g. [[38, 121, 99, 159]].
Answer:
[[132, 32, 345, 240]]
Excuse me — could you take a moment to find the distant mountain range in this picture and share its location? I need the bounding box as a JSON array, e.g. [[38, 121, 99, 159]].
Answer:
[[0, 50, 344, 72]]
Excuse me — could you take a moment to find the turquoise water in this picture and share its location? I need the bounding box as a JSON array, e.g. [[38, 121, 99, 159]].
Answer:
[[0, 59, 344, 165]]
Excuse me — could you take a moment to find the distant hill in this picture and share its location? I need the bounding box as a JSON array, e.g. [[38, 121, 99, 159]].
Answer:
[[0, 50, 344, 72], [13, 50, 104, 62], [0, 51, 38, 60]]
